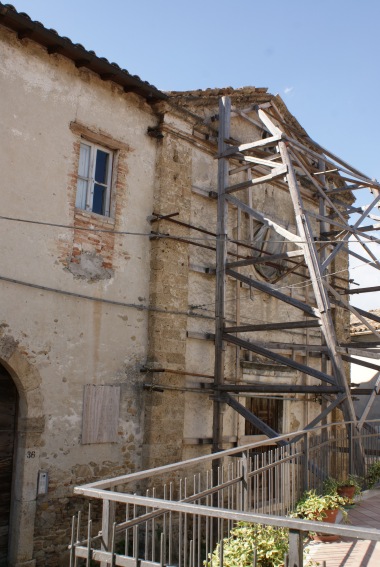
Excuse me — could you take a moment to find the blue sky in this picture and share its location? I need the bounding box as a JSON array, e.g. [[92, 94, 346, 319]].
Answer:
[[9, 0, 380, 309]]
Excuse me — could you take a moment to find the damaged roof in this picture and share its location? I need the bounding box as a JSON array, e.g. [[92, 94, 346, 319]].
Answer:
[[351, 309, 380, 335], [0, 2, 167, 102]]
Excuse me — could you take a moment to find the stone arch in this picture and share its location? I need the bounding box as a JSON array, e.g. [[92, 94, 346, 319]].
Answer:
[[0, 334, 44, 566]]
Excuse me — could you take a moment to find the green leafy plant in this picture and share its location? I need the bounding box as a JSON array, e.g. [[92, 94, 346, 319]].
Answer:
[[204, 522, 289, 567], [291, 489, 347, 522], [323, 475, 363, 497], [366, 461, 380, 488]]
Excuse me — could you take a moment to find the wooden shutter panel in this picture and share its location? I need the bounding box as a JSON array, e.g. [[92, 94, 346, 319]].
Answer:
[[81, 385, 120, 444]]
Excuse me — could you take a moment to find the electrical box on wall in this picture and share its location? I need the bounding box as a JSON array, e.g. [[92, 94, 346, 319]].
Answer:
[[37, 470, 48, 495]]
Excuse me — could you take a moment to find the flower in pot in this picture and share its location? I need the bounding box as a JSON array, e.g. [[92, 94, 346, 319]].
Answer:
[[291, 489, 347, 542], [366, 461, 380, 489]]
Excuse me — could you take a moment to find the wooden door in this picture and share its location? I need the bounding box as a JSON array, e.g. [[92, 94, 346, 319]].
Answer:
[[0, 366, 17, 566], [245, 396, 282, 436]]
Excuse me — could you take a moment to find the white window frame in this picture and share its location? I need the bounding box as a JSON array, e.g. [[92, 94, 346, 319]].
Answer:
[[76, 141, 113, 217]]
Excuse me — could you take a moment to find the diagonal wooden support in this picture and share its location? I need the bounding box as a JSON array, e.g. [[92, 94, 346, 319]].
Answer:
[[222, 333, 337, 386], [226, 270, 318, 317], [358, 373, 380, 429], [258, 109, 366, 474], [218, 392, 283, 441]]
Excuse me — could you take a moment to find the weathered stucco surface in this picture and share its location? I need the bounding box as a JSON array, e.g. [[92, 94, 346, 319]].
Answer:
[[0, 24, 159, 565]]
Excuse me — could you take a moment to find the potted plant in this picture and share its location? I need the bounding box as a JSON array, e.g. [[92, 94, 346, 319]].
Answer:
[[204, 522, 289, 567], [291, 489, 347, 542], [366, 461, 380, 488], [323, 475, 362, 504]]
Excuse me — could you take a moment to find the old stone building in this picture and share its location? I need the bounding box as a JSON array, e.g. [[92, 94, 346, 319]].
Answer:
[[0, 4, 353, 566]]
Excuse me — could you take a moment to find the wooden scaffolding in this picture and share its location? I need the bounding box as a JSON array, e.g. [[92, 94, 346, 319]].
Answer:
[[212, 96, 380, 472]]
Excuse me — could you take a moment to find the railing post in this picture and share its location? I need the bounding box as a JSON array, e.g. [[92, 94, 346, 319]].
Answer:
[[303, 433, 309, 492], [348, 422, 354, 475], [101, 497, 115, 567], [288, 529, 304, 567], [69, 515, 76, 567], [242, 451, 249, 511]]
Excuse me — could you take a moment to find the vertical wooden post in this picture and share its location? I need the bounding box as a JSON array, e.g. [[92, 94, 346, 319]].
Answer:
[[318, 160, 330, 454], [213, 96, 231, 454], [101, 498, 115, 567], [288, 529, 304, 567], [241, 451, 249, 511], [303, 433, 309, 493]]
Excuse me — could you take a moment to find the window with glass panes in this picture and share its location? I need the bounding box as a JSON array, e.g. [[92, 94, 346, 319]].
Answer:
[[76, 141, 113, 216]]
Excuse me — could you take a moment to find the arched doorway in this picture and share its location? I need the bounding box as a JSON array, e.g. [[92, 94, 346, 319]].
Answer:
[[0, 364, 18, 566]]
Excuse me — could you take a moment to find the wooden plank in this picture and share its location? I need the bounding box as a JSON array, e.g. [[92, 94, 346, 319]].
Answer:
[[225, 165, 287, 194], [231, 107, 270, 132], [351, 389, 380, 395], [337, 346, 380, 361], [303, 395, 346, 431], [82, 385, 120, 444], [213, 96, 231, 454], [266, 127, 360, 432], [226, 269, 319, 317], [222, 333, 337, 385], [191, 185, 217, 199], [322, 224, 380, 238], [347, 246, 380, 272], [341, 355, 380, 373], [305, 209, 352, 232], [243, 341, 329, 352], [278, 141, 330, 313], [219, 133, 282, 157], [216, 384, 343, 394], [340, 341, 380, 348], [327, 283, 380, 341], [225, 194, 303, 244], [226, 249, 304, 269], [230, 154, 281, 170], [358, 373, 380, 428], [283, 133, 378, 187], [289, 148, 380, 284], [224, 320, 321, 333], [325, 184, 366, 195], [288, 148, 370, 267], [321, 192, 380, 270], [186, 331, 215, 341]]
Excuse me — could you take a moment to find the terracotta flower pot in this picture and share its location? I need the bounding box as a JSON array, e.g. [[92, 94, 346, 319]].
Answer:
[[337, 485, 356, 501], [312, 508, 340, 542], [321, 509, 339, 523]]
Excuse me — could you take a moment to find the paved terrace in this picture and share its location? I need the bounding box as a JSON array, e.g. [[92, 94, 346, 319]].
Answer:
[[307, 490, 380, 566]]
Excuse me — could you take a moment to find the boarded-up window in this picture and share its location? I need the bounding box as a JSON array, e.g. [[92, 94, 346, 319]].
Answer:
[[245, 397, 283, 436], [82, 385, 120, 444]]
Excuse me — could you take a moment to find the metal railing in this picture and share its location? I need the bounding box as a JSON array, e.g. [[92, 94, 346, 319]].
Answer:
[[70, 420, 380, 566]]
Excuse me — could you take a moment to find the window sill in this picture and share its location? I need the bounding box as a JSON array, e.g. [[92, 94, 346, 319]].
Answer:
[[74, 208, 115, 227]]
